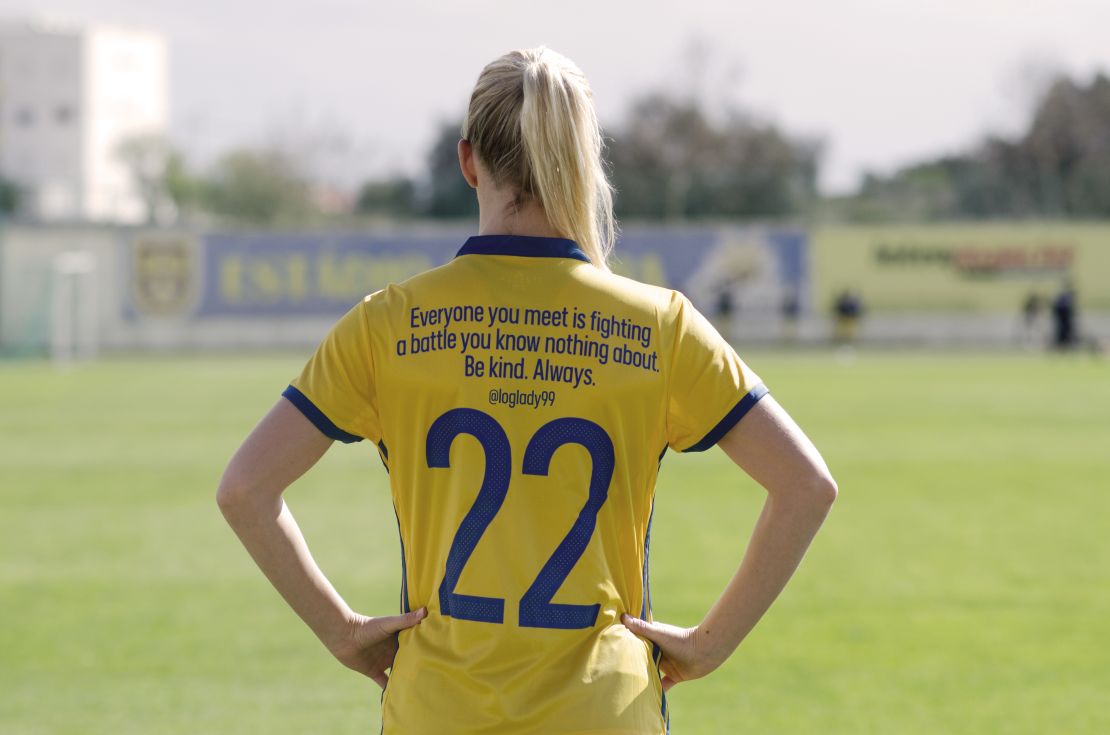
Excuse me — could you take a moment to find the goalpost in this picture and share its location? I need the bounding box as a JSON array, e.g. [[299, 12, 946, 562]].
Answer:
[[50, 251, 98, 364]]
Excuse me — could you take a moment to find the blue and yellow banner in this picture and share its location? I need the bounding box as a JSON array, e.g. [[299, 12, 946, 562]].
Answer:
[[128, 228, 808, 320]]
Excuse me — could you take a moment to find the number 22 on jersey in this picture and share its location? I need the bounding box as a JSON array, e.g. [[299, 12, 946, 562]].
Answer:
[[426, 408, 615, 630]]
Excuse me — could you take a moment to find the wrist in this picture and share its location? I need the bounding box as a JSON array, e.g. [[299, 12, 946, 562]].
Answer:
[[318, 607, 364, 655], [693, 623, 734, 671]]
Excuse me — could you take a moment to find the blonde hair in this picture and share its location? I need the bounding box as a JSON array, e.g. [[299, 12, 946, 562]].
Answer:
[[463, 47, 616, 270]]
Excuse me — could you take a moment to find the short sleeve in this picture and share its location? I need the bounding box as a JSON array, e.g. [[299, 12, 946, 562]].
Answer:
[[283, 300, 381, 444], [666, 293, 767, 452]]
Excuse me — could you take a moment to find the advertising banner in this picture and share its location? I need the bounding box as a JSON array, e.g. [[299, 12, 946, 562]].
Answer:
[[814, 224, 1110, 313], [125, 228, 808, 321]]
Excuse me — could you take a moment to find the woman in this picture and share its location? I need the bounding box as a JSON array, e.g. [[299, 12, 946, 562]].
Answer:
[[218, 47, 836, 734]]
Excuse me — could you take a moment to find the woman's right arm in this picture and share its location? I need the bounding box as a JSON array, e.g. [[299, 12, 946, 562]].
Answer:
[[217, 398, 425, 688], [622, 394, 837, 690]]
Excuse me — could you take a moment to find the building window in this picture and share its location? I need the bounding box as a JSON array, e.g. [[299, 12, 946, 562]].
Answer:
[[16, 108, 35, 127], [55, 105, 76, 125]]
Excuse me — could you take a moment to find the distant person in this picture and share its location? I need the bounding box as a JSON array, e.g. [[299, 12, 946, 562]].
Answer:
[[781, 289, 801, 344], [833, 289, 864, 345], [1021, 291, 1043, 349], [714, 281, 736, 339], [715, 283, 735, 320], [216, 46, 837, 734], [1051, 282, 1078, 350]]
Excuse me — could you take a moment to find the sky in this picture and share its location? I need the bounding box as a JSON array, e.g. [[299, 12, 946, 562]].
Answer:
[[5, 0, 1110, 193]]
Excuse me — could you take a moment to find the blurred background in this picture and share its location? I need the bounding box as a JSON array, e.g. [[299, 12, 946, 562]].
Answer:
[[0, 2, 1107, 734], [1, 1, 1109, 354]]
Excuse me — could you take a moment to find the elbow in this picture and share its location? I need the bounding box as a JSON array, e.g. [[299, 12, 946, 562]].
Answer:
[[787, 469, 838, 511], [215, 478, 240, 518], [813, 472, 838, 507], [216, 469, 252, 520], [765, 470, 838, 512], [216, 465, 281, 524]]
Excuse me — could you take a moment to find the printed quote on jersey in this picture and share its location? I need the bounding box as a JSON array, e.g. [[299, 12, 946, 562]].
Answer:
[[401, 304, 659, 408]]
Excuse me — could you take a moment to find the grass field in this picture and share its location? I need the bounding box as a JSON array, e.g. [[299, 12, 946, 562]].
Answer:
[[1, 351, 1108, 734]]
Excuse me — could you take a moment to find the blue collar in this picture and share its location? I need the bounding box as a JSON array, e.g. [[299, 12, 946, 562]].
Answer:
[[456, 235, 590, 263]]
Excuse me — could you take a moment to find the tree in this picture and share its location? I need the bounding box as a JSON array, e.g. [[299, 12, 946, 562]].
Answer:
[[203, 149, 316, 224], [0, 177, 19, 216], [607, 93, 820, 220], [355, 176, 417, 218], [116, 133, 178, 223], [416, 46, 818, 223], [1023, 74, 1110, 216], [845, 69, 1110, 220], [163, 151, 206, 219], [420, 120, 479, 219]]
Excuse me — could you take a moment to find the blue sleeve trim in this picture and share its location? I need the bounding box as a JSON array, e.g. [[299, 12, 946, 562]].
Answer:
[[682, 383, 769, 453], [281, 385, 363, 444]]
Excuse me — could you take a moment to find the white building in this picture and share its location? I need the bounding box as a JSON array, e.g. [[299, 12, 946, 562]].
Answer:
[[0, 18, 168, 223]]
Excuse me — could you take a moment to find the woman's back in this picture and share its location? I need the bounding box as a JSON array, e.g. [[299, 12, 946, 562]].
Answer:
[[286, 234, 764, 733], [219, 46, 833, 735]]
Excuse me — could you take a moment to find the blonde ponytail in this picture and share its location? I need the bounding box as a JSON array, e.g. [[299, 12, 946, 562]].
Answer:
[[463, 47, 616, 270]]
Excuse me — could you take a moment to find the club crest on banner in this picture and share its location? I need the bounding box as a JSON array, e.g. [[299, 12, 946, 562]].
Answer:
[[131, 234, 199, 318]]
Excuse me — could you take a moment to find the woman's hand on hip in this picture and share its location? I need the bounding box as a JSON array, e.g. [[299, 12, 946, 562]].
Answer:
[[621, 613, 724, 692], [327, 608, 427, 688]]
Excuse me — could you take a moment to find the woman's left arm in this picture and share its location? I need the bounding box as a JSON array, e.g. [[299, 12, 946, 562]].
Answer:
[[216, 398, 425, 689]]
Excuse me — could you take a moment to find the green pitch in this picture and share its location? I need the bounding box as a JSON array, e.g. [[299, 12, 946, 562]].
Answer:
[[1, 351, 1107, 733]]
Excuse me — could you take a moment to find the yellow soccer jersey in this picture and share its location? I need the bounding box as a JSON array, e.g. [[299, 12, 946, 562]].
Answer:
[[284, 235, 766, 735]]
